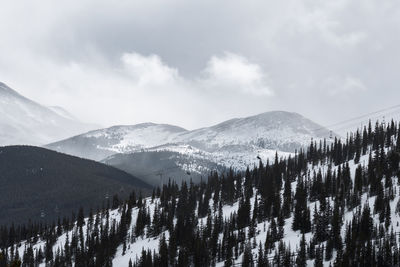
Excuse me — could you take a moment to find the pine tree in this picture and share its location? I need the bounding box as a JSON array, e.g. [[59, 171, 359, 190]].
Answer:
[[292, 178, 310, 233], [314, 246, 323, 267], [257, 242, 266, 266], [159, 233, 168, 267], [282, 178, 292, 218], [360, 204, 373, 242], [385, 202, 391, 229], [331, 199, 343, 250], [77, 207, 85, 228], [242, 242, 253, 267], [296, 234, 307, 267]]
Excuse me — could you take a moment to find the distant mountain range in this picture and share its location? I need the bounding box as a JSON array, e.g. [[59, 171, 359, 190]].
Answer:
[[0, 82, 98, 146], [0, 80, 334, 186], [48, 111, 330, 160], [46, 111, 333, 185]]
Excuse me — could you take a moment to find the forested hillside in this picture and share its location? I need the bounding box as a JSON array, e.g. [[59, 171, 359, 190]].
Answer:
[[0, 146, 152, 225], [1, 120, 400, 266]]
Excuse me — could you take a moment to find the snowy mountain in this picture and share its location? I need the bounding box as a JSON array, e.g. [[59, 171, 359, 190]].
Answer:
[[175, 111, 331, 152], [4, 120, 399, 266], [46, 111, 332, 171], [0, 82, 98, 146]]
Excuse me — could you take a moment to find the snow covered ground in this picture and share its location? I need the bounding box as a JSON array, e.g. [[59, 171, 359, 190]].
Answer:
[[12, 149, 396, 266]]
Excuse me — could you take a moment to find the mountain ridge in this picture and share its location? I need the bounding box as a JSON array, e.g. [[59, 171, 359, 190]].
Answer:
[[0, 82, 98, 146], [46, 110, 332, 165]]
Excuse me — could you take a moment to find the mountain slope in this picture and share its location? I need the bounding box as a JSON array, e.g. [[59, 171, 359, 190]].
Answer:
[[4, 119, 399, 266], [0, 82, 97, 146], [0, 146, 152, 225], [102, 148, 227, 186]]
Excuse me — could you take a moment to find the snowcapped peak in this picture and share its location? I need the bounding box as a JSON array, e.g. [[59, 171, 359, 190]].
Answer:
[[0, 82, 98, 146], [212, 110, 316, 130], [173, 110, 331, 153]]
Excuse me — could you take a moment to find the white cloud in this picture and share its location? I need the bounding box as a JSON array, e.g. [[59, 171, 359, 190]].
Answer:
[[119, 51, 273, 97], [0, 50, 273, 129], [121, 53, 180, 87], [202, 52, 273, 96]]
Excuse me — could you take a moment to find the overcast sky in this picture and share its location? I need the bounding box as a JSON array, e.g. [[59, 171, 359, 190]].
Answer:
[[1, 0, 400, 130]]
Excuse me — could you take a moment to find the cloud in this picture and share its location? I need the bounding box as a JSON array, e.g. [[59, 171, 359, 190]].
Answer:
[[121, 53, 180, 87], [202, 52, 273, 96], [1, 0, 400, 130], [119, 51, 272, 97], [326, 76, 367, 96], [0, 50, 273, 129], [290, 1, 368, 47]]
